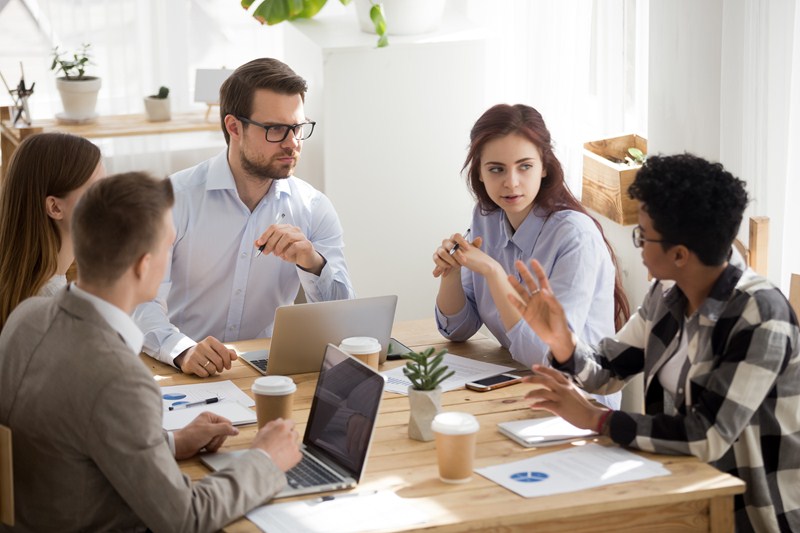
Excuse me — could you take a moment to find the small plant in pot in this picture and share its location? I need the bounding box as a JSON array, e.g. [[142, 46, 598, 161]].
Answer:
[[144, 86, 171, 122], [50, 43, 101, 124], [403, 347, 454, 442]]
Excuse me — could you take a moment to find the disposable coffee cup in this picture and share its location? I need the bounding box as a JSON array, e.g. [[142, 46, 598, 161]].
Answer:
[[338, 336, 381, 370], [252, 375, 296, 428], [432, 411, 480, 484]]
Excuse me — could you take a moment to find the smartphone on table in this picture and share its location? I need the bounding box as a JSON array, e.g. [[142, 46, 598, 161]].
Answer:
[[465, 373, 523, 392], [386, 338, 413, 360]]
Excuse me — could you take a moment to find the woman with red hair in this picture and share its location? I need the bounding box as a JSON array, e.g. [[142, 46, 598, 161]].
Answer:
[[432, 104, 628, 407]]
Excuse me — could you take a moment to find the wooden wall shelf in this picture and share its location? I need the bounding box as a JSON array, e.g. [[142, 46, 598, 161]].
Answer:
[[0, 106, 220, 178]]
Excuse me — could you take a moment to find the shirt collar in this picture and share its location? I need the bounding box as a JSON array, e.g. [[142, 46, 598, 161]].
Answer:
[[206, 150, 237, 191], [69, 284, 144, 355], [501, 205, 550, 256], [663, 263, 744, 323], [205, 149, 293, 201]]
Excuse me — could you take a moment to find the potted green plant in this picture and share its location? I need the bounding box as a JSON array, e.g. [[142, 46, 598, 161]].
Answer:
[[50, 43, 101, 123], [144, 86, 171, 122], [241, 0, 389, 47], [402, 347, 454, 442]]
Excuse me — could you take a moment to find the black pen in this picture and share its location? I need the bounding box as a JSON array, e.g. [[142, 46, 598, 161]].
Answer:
[[168, 396, 219, 411], [449, 228, 471, 256], [256, 213, 286, 257]]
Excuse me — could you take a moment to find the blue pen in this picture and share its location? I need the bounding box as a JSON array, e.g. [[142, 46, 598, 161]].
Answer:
[[449, 228, 471, 255], [256, 212, 286, 257]]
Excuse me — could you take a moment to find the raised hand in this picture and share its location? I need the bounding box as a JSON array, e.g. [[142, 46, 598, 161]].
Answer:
[[507, 259, 575, 363]]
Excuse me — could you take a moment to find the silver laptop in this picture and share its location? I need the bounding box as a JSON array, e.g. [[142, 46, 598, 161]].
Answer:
[[202, 343, 385, 498], [240, 295, 397, 375]]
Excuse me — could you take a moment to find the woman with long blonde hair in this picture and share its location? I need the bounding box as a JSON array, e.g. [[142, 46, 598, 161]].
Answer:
[[0, 132, 103, 329]]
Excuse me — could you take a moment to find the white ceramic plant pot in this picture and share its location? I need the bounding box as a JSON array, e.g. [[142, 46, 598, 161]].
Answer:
[[143, 96, 171, 122], [355, 0, 447, 36], [407, 386, 442, 441], [55, 77, 101, 123]]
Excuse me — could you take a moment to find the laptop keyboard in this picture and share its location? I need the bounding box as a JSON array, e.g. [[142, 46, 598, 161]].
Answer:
[[286, 454, 342, 488], [248, 358, 268, 372]]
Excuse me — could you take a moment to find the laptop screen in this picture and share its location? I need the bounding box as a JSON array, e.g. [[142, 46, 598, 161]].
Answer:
[[304, 344, 385, 476]]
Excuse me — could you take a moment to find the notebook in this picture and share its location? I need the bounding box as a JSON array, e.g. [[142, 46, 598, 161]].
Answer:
[[202, 343, 386, 498], [240, 295, 397, 376], [498, 416, 596, 447]]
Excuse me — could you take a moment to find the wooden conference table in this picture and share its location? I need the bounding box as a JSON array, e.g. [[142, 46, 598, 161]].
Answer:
[[141, 319, 745, 533]]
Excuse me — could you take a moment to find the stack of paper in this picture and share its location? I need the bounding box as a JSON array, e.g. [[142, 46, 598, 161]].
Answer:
[[498, 416, 595, 447], [161, 380, 256, 431]]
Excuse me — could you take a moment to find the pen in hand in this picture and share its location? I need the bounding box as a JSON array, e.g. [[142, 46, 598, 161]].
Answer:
[[449, 228, 471, 255], [256, 212, 286, 257], [168, 396, 220, 411]]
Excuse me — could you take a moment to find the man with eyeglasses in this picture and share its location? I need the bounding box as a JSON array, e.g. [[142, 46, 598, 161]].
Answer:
[[509, 154, 799, 532], [134, 58, 355, 376]]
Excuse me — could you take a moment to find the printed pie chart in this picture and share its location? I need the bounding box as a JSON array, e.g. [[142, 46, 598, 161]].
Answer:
[[510, 471, 549, 483]]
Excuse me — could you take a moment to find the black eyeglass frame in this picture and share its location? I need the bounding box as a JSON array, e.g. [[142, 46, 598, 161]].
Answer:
[[236, 116, 316, 143], [631, 225, 672, 249]]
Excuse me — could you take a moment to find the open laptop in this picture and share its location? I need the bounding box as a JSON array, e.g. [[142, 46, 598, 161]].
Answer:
[[202, 343, 385, 498], [240, 295, 397, 375]]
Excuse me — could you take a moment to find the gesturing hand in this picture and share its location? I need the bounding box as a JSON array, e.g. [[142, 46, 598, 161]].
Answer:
[[507, 259, 575, 363], [255, 224, 325, 275], [523, 365, 608, 432], [432, 233, 484, 278]]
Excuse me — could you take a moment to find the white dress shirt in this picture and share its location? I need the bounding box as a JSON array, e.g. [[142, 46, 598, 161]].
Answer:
[[133, 150, 355, 366], [38, 274, 67, 296]]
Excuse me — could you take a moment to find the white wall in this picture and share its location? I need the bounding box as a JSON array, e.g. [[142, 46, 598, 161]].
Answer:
[[649, 0, 800, 290], [284, 10, 484, 321]]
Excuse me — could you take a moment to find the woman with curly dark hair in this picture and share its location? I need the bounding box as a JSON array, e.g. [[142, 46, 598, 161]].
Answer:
[[432, 104, 628, 408], [512, 153, 798, 532]]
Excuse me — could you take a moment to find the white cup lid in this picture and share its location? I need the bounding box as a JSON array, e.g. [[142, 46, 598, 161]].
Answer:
[[431, 412, 479, 435], [252, 375, 296, 395], [338, 336, 381, 355]]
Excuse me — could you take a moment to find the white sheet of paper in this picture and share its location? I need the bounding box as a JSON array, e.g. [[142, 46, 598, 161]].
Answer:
[[476, 443, 670, 498], [246, 490, 429, 533], [162, 402, 257, 431], [381, 353, 513, 395]]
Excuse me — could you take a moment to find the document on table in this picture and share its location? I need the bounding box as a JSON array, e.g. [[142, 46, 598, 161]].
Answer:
[[476, 443, 670, 498], [381, 353, 514, 395], [160, 380, 256, 431], [246, 490, 429, 533]]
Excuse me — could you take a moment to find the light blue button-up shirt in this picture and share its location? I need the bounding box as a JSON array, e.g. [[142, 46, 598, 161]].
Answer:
[[436, 205, 620, 408], [133, 150, 355, 366]]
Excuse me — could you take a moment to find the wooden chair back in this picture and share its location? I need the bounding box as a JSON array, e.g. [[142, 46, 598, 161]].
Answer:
[[0, 424, 13, 526], [790, 273, 800, 320], [733, 216, 769, 276]]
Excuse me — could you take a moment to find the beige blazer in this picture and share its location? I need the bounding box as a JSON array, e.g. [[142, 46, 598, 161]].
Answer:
[[0, 288, 285, 532]]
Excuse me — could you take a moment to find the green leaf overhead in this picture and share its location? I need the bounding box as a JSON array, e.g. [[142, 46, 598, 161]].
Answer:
[[241, 0, 389, 47]]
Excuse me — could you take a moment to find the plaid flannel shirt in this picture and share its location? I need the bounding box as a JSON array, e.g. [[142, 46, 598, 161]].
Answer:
[[556, 265, 800, 532]]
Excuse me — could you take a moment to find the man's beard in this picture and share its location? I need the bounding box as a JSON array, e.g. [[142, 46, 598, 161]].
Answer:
[[240, 149, 297, 181]]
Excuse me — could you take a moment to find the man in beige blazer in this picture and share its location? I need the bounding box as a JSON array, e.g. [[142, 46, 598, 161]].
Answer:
[[0, 172, 301, 532]]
